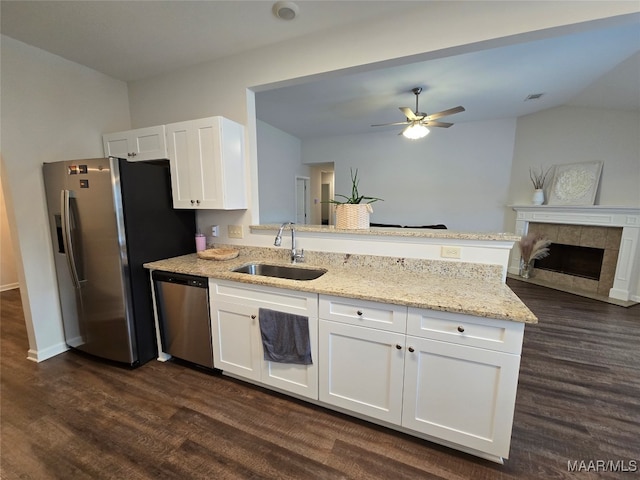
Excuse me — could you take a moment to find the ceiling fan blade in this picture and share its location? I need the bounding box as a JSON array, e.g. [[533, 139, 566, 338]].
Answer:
[[400, 107, 419, 121], [371, 121, 410, 127], [424, 120, 454, 128], [425, 106, 465, 121]]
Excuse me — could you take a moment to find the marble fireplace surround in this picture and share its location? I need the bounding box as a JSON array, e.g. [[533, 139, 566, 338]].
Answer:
[[510, 206, 640, 302]]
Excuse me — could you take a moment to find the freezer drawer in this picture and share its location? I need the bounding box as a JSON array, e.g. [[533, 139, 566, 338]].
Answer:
[[153, 271, 214, 368]]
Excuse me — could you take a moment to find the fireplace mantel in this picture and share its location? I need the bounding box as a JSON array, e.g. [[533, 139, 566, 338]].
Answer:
[[510, 205, 640, 302]]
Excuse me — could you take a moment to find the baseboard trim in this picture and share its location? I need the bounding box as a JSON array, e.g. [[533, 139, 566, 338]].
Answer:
[[27, 342, 69, 362], [1, 283, 19, 292]]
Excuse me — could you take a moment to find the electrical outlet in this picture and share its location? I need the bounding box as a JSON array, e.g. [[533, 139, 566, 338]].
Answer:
[[211, 225, 219, 237], [441, 246, 461, 259], [228, 225, 244, 239]]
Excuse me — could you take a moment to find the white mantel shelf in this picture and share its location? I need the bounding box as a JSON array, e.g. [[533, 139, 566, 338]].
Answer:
[[509, 205, 640, 227], [510, 205, 640, 302]]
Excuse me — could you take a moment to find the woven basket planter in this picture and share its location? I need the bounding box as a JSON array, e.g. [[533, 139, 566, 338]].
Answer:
[[335, 204, 373, 230]]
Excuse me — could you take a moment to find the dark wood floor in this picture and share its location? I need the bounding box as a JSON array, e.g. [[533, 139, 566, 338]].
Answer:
[[1, 280, 639, 479]]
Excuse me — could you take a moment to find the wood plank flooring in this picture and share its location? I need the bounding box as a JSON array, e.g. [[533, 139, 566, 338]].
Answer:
[[1, 280, 639, 479]]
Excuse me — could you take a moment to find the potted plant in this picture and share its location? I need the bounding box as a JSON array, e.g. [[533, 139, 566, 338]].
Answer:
[[529, 166, 551, 205], [325, 168, 383, 229]]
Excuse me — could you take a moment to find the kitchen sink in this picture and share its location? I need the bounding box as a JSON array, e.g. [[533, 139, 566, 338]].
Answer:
[[232, 263, 327, 281]]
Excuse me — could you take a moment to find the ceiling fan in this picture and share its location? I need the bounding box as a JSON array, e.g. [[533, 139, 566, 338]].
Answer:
[[372, 87, 465, 139]]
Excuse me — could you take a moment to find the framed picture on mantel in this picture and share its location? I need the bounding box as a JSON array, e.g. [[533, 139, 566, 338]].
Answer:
[[547, 161, 603, 206]]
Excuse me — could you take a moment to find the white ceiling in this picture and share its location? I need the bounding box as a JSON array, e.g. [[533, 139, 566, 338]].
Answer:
[[2, 1, 639, 139], [0, 0, 422, 82]]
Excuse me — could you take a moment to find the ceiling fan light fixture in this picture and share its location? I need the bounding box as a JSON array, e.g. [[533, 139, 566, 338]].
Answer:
[[402, 124, 430, 140]]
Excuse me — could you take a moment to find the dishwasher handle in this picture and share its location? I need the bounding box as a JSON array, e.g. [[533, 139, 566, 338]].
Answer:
[[152, 271, 208, 289]]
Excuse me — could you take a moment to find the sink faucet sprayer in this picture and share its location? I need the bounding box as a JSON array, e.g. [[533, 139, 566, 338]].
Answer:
[[274, 222, 304, 264]]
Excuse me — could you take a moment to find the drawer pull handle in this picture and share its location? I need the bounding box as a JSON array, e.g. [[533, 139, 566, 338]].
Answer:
[[395, 344, 402, 350], [457, 326, 465, 333], [356, 310, 363, 316], [408, 346, 415, 353]]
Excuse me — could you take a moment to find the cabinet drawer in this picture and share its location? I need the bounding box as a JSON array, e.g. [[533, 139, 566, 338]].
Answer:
[[210, 279, 317, 316], [407, 308, 524, 354], [319, 295, 406, 333]]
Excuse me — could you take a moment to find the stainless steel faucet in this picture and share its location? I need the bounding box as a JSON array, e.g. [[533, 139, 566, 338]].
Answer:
[[274, 222, 304, 263]]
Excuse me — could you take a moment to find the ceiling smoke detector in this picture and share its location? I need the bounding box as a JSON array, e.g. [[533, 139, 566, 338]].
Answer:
[[273, 1, 299, 20]]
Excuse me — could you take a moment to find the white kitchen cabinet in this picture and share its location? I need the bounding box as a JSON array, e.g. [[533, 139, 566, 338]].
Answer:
[[402, 336, 521, 458], [211, 299, 263, 382], [209, 280, 318, 399], [318, 294, 407, 333], [318, 295, 407, 423], [166, 116, 246, 210], [102, 125, 167, 161], [403, 308, 524, 459], [318, 319, 405, 424], [318, 295, 524, 461]]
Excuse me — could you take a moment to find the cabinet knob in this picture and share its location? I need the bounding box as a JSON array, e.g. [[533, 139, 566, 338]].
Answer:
[[190, 200, 195, 205], [457, 326, 465, 333], [127, 152, 136, 157], [250, 314, 256, 320], [196, 200, 201, 205], [408, 346, 415, 353], [395, 344, 402, 350], [356, 310, 363, 316]]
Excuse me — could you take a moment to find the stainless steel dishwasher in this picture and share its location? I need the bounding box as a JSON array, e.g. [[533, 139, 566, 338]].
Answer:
[[152, 271, 214, 369]]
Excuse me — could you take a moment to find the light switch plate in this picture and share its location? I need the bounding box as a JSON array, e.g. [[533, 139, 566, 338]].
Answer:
[[228, 225, 244, 239], [441, 246, 461, 259]]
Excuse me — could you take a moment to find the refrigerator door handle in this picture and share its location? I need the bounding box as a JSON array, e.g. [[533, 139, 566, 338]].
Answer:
[[61, 189, 82, 289]]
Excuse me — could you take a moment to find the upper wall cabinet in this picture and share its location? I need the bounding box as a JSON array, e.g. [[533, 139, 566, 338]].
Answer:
[[166, 116, 247, 210], [102, 125, 167, 161]]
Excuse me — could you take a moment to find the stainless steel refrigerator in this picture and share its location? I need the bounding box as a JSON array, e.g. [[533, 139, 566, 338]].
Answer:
[[43, 157, 196, 367]]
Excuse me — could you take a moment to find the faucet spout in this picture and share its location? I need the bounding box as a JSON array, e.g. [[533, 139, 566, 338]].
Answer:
[[274, 222, 304, 264]]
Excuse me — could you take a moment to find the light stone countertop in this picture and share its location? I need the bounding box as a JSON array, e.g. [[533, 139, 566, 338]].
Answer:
[[251, 224, 521, 241], [145, 246, 537, 324]]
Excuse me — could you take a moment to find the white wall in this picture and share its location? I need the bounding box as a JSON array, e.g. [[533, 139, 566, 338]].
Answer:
[[508, 105, 640, 209], [0, 36, 130, 361], [506, 104, 640, 237], [302, 118, 517, 232], [256, 120, 309, 224]]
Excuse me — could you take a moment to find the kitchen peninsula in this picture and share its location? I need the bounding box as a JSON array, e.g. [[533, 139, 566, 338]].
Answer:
[[145, 229, 536, 464]]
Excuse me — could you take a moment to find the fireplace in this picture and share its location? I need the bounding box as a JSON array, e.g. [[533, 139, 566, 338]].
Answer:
[[535, 243, 604, 281], [526, 223, 620, 296], [510, 206, 640, 302]]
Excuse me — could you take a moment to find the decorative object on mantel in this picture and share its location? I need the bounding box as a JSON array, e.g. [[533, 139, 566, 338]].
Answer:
[[197, 247, 239, 261], [529, 166, 551, 205], [547, 161, 603, 206], [325, 168, 383, 230], [518, 232, 551, 279]]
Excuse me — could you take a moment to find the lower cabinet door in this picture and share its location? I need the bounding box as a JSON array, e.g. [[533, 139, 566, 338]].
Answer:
[[402, 336, 521, 458], [211, 301, 262, 381], [261, 313, 319, 400], [319, 320, 405, 424]]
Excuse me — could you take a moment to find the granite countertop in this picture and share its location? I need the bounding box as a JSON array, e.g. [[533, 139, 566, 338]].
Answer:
[[145, 247, 537, 324], [251, 224, 521, 242]]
